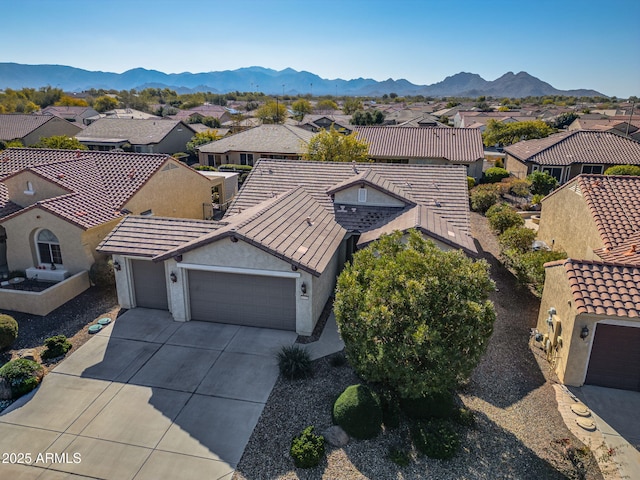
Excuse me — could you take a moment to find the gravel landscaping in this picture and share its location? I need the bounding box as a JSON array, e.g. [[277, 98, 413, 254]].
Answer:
[[233, 213, 603, 480]]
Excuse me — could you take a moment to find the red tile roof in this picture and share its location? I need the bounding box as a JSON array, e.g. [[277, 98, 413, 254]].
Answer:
[[353, 126, 484, 163], [552, 259, 640, 318], [0, 148, 175, 229], [504, 130, 640, 166]]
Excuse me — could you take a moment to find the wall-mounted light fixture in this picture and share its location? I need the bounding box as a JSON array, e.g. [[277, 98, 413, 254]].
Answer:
[[113, 260, 121, 271], [580, 325, 589, 340], [300, 282, 307, 295], [291, 264, 298, 271], [174, 254, 183, 263], [170, 272, 177, 283]]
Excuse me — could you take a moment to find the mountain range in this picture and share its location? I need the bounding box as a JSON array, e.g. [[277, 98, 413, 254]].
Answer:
[[0, 63, 605, 98]]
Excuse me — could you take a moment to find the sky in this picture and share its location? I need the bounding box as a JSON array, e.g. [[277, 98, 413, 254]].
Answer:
[[2, 0, 639, 98]]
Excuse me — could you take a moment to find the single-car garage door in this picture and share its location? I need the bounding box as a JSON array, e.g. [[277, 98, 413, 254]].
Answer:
[[131, 259, 168, 310], [188, 270, 296, 330], [585, 324, 640, 391]]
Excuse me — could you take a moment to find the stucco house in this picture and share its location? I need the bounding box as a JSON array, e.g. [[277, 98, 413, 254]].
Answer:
[[534, 174, 640, 391], [197, 125, 315, 167], [504, 130, 640, 183], [0, 148, 213, 314], [75, 118, 196, 154], [98, 159, 476, 336], [0, 114, 83, 146], [352, 126, 486, 180], [40, 106, 100, 126]]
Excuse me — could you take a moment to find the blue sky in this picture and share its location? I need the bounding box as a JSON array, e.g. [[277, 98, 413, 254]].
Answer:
[[2, 0, 639, 97]]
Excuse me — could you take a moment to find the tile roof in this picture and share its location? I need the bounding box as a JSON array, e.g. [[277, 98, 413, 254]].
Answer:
[[352, 126, 484, 163], [76, 118, 192, 145], [0, 114, 65, 141], [333, 204, 405, 232], [197, 125, 314, 154], [229, 159, 472, 235], [0, 148, 176, 229], [97, 216, 222, 257], [504, 130, 640, 166], [325, 169, 417, 205], [156, 187, 347, 276], [551, 259, 640, 318], [594, 232, 640, 265]]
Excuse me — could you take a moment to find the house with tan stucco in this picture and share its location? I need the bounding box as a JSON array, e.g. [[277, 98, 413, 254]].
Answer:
[[0, 114, 83, 146], [0, 148, 213, 315], [534, 174, 640, 391]]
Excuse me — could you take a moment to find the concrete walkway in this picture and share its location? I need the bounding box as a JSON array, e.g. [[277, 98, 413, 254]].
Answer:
[[0, 308, 296, 480], [303, 312, 344, 361], [554, 384, 640, 480]]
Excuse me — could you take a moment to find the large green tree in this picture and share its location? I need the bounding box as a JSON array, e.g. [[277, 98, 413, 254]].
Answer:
[[342, 98, 363, 115], [291, 98, 312, 121], [351, 109, 385, 125], [304, 126, 369, 162], [334, 230, 496, 398], [93, 95, 119, 113], [32, 136, 88, 150], [255, 100, 287, 124], [186, 130, 222, 154], [483, 119, 555, 147]]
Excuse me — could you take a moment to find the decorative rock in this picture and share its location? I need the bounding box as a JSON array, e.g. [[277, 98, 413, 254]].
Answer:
[[322, 425, 349, 447], [18, 349, 36, 361], [570, 403, 591, 417]]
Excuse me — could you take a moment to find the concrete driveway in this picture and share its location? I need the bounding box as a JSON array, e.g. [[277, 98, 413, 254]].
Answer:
[[0, 308, 296, 480]]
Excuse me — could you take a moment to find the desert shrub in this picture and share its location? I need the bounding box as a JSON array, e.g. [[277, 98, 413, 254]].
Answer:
[[333, 384, 382, 439], [527, 171, 558, 196], [401, 391, 454, 420], [486, 204, 524, 234], [494, 158, 504, 168], [454, 407, 476, 428], [388, 446, 411, 466], [499, 226, 537, 255], [193, 165, 217, 171], [411, 419, 460, 460], [41, 335, 72, 360], [466, 176, 475, 190], [531, 194, 544, 205], [0, 358, 43, 398], [482, 167, 510, 184], [509, 249, 567, 295], [277, 345, 312, 380], [0, 314, 19, 351], [290, 426, 324, 469], [604, 164, 640, 176], [218, 164, 253, 172], [470, 184, 500, 213], [508, 178, 532, 197], [89, 258, 114, 287]]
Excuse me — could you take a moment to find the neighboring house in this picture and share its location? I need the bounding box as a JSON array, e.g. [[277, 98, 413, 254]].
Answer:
[[40, 106, 100, 126], [99, 159, 476, 335], [453, 111, 537, 128], [353, 126, 486, 180], [0, 148, 213, 314], [197, 124, 315, 167], [568, 118, 640, 141], [298, 114, 353, 134], [504, 130, 640, 183], [170, 105, 232, 124], [75, 118, 196, 154], [534, 174, 640, 391], [0, 114, 83, 146], [103, 109, 160, 120]]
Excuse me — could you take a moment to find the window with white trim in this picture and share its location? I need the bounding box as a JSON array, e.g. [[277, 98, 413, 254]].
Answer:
[[581, 165, 603, 174], [37, 229, 63, 265]]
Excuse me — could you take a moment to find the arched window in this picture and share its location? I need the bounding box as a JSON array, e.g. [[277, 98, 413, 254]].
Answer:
[[37, 229, 63, 265]]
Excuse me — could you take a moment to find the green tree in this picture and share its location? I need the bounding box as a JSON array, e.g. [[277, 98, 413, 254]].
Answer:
[[527, 171, 558, 195], [291, 98, 312, 121], [186, 130, 222, 154], [546, 112, 578, 129], [334, 230, 495, 398], [255, 100, 287, 124], [604, 165, 640, 176], [32, 136, 88, 150], [93, 95, 118, 113], [314, 99, 338, 113], [482, 119, 555, 147], [304, 126, 369, 163], [351, 109, 385, 125], [55, 95, 89, 107], [342, 98, 363, 115]]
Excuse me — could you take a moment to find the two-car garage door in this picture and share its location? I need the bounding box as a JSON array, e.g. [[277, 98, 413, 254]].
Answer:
[[188, 270, 296, 331], [585, 324, 640, 391]]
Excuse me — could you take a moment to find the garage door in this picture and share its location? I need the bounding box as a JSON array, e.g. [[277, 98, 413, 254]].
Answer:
[[188, 270, 296, 330], [131, 259, 168, 310], [585, 324, 640, 391]]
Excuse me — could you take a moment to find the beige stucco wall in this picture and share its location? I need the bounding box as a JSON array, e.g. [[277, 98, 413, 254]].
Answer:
[[311, 239, 345, 322], [123, 159, 212, 219], [0, 271, 90, 315], [537, 184, 603, 259], [3, 171, 69, 208], [22, 118, 83, 146], [505, 154, 530, 179], [333, 185, 406, 207], [153, 124, 196, 154]]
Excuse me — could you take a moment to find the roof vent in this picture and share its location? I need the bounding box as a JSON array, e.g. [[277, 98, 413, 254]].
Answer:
[[306, 216, 313, 226], [434, 199, 441, 207], [624, 244, 637, 256], [352, 161, 358, 174]]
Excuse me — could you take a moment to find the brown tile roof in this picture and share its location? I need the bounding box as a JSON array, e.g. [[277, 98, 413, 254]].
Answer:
[[156, 187, 346, 276], [0, 114, 67, 141], [197, 125, 314, 155], [0, 148, 177, 229], [97, 216, 222, 257], [595, 232, 640, 265], [551, 259, 640, 318], [504, 130, 640, 166], [352, 126, 484, 163], [325, 169, 417, 205], [229, 159, 472, 235], [76, 118, 193, 145]]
